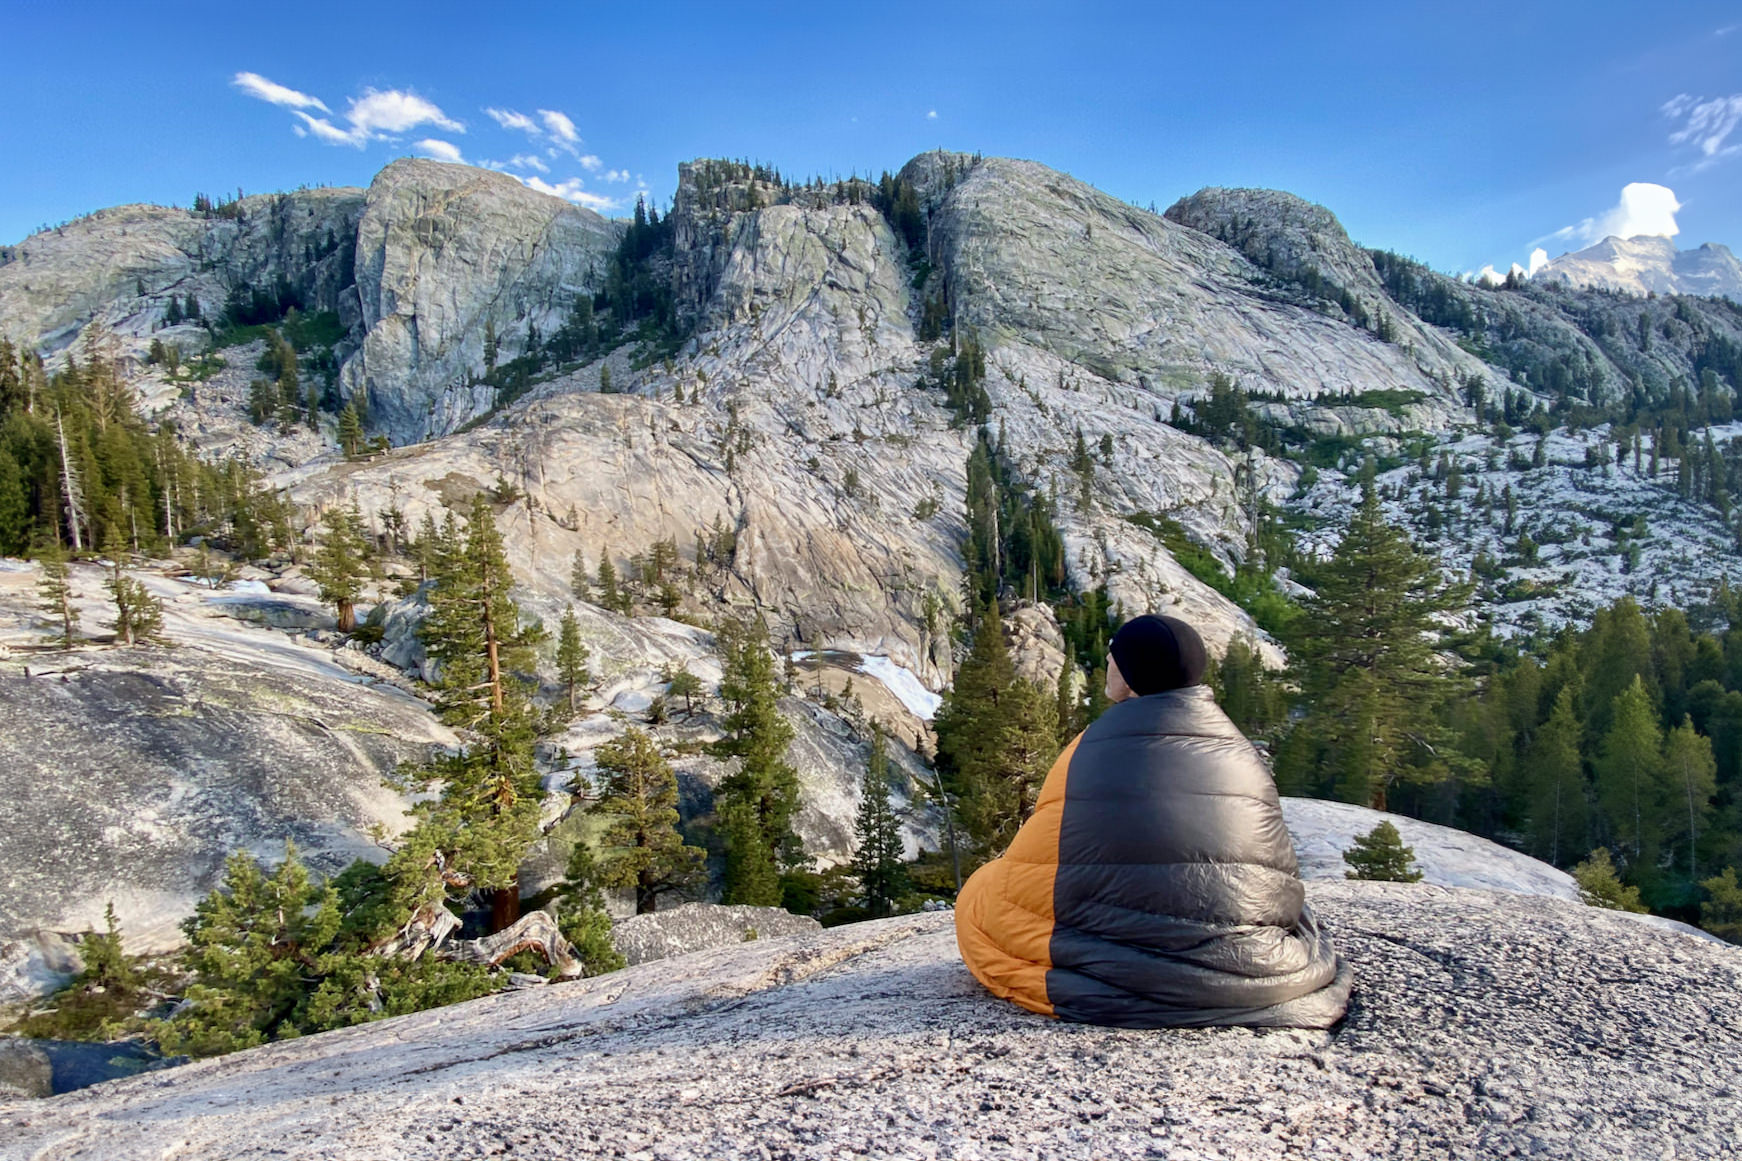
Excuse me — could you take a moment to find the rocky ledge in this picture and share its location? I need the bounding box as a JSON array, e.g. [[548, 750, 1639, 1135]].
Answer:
[[3, 881, 1738, 1160]]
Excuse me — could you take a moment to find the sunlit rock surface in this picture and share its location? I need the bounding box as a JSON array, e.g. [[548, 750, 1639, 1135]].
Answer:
[[5, 883, 1739, 1160]]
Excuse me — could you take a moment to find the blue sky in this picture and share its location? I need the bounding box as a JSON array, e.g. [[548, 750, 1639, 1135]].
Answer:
[[2, 1, 1739, 279]]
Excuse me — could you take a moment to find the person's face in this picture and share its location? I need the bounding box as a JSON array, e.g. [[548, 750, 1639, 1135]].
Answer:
[[1105, 653, 1135, 703]]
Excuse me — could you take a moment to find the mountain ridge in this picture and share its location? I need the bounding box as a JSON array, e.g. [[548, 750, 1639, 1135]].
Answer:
[[1534, 233, 1742, 299]]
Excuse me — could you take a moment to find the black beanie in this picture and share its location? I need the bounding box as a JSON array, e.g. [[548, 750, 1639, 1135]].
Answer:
[[1109, 614, 1208, 696]]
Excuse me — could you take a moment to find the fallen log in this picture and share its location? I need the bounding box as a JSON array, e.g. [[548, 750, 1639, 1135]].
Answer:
[[444, 910, 582, 978]]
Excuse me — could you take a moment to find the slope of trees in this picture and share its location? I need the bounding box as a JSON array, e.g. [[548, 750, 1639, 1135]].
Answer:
[[0, 332, 293, 559]]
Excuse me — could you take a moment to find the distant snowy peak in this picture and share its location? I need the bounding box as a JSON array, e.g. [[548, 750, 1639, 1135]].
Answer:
[[1534, 235, 1742, 299]]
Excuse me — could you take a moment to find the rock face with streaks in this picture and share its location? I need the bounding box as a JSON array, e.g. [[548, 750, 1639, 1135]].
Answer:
[[0, 558, 453, 999], [5, 882, 1739, 1160], [338, 159, 622, 442]]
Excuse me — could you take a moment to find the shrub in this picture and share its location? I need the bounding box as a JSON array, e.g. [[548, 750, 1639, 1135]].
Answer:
[[1342, 821, 1424, 882], [1571, 848, 1647, 913]]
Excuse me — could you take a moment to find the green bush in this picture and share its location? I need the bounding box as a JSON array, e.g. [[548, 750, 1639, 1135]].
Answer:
[[1342, 821, 1424, 882], [1699, 867, 1742, 943], [1571, 848, 1647, 913]]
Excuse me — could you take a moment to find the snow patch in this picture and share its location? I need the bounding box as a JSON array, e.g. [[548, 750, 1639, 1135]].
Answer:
[[856, 655, 943, 721], [792, 650, 942, 721]]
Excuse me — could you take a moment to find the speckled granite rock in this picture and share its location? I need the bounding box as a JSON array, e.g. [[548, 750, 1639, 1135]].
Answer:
[[609, 903, 821, 967], [4, 882, 1739, 1160]]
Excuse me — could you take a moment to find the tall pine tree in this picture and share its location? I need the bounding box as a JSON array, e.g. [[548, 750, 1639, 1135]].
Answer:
[[590, 728, 705, 914], [391, 496, 546, 933], [556, 605, 590, 714], [1594, 675, 1667, 869], [1525, 685, 1589, 866], [852, 726, 908, 917], [306, 502, 372, 632], [1276, 480, 1473, 810], [711, 616, 801, 905]]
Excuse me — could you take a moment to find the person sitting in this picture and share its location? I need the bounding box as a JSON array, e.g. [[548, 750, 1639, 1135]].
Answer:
[[954, 613, 1353, 1029]]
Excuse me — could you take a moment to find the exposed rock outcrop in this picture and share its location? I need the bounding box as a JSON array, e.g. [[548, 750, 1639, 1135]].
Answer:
[[609, 903, 821, 966], [6, 883, 1738, 1159], [0, 646, 444, 960], [0, 561, 449, 993], [0, 189, 363, 361], [339, 159, 622, 442]]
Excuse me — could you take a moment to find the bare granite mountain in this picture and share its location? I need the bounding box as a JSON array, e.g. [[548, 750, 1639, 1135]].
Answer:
[[5, 151, 1742, 1005], [1533, 234, 1742, 299]]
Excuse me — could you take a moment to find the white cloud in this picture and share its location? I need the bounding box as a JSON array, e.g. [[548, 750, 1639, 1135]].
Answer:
[[536, 108, 578, 145], [414, 138, 464, 164], [485, 107, 541, 135], [1473, 184, 1681, 286], [238, 76, 643, 192], [1544, 182, 1681, 247], [1664, 92, 1742, 171], [232, 71, 329, 113], [345, 88, 463, 137], [293, 110, 362, 147], [256, 82, 462, 147], [1469, 262, 1528, 287], [521, 175, 622, 213], [926, 109, 938, 120]]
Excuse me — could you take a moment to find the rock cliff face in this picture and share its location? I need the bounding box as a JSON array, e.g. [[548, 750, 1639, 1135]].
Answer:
[[6, 883, 1738, 1160], [0, 189, 363, 361], [1535, 235, 1742, 299], [339, 159, 622, 443]]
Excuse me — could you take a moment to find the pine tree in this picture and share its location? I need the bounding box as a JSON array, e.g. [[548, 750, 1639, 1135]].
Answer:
[[1525, 685, 1588, 866], [596, 550, 625, 614], [1277, 480, 1473, 810], [852, 726, 909, 917], [1581, 598, 1654, 744], [1211, 636, 1283, 739], [35, 539, 79, 647], [556, 605, 590, 714], [933, 601, 1057, 857], [1341, 820, 1424, 882], [104, 533, 162, 646], [664, 663, 703, 715], [1054, 663, 1083, 747], [591, 727, 705, 913], [392, 495, 546, 933], [1662, 717, 1716, 883], [712, 616, 802, 905], [1595, 675, 1666, 866], [306, 503, 372, 632], [553, 840, 626, 975], [337, 403, 365, 459], [1571, 847, 1647, 912], [155, 843, 341, 1057], [1699, 867, 1742, 943]]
